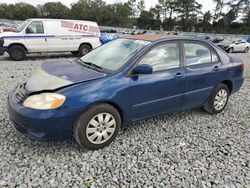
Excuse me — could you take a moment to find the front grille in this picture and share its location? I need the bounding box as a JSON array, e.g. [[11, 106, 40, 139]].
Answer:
[[12, 83, 27, 103]]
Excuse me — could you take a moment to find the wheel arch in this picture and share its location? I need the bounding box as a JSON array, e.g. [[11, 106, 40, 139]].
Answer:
[[79, 42, 93, 50], [83, 101, 124, 125], [221, 80, 233, 94], [8, 43, 28, 52]]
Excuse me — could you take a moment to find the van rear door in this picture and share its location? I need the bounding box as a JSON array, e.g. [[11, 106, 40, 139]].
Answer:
[[24, 21, 47, 52]]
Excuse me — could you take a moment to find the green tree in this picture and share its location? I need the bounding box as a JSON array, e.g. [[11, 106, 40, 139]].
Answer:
[[0, 4, 15, 19], [137, 0, 145, 15], [39, 2, 70, 19]]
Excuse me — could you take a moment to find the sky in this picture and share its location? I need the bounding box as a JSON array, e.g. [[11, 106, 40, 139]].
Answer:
[[0, 0, 216, 13]]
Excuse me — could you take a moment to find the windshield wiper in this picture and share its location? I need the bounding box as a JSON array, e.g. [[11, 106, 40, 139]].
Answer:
[[84, 62, 103, 70], [76, 59, 102, 72]]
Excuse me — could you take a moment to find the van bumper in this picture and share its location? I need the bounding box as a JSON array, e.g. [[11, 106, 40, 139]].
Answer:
[[0, 47, 6, 55]]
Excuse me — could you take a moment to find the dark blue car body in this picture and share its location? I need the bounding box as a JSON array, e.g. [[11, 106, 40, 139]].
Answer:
[[8, 36, 244, 141]]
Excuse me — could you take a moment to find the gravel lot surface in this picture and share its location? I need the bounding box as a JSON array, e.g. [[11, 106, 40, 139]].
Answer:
[[0, 52, 249, 187]]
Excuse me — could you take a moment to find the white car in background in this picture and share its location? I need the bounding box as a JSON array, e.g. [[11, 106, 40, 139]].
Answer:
[[226, 39, 249, 53]]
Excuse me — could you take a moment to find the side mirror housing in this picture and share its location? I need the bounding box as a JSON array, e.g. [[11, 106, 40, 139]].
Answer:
[[133, 64, 153, 74]]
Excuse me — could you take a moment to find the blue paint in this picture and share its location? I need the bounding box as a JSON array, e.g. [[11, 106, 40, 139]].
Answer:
[[7, 38, 244, 141], [41, 60, 106, 83]]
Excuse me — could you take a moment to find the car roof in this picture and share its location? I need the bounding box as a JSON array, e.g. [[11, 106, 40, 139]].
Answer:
[[123, 34, 178, 42]]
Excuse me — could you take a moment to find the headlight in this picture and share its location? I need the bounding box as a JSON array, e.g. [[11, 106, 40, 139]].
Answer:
[[23, 93, 66, 110]]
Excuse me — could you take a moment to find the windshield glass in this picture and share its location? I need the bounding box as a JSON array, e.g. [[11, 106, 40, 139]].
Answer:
[[80, 39, 150, 71], [15, 20, 30, 32]]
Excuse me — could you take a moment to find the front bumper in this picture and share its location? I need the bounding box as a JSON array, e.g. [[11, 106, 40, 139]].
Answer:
[[7, 92, 81, 141], [0, 46, 6, 55]]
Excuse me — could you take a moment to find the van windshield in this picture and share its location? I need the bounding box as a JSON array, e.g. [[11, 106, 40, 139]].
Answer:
[[15, 20, 30, 32], [80, 39, 150, 72]]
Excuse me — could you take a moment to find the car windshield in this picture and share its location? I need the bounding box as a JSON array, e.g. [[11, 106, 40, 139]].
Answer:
[[15, 20, 30, 32], [80, 38, 150, 71]]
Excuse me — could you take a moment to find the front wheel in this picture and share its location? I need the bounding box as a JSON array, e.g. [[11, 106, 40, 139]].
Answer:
[[74, 104, 121, 150], [203, 84, 230, 114], [244, 47, 249, 53], [9, 46, 26, 61]]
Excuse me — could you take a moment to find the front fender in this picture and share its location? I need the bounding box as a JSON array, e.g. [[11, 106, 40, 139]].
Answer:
[[58, 73, 131, 123]]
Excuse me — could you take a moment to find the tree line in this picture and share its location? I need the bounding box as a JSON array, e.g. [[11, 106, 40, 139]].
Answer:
[[0, 0, 249, 34]]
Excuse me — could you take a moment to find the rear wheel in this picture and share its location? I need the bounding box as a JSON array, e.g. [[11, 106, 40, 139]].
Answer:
[[78, 44, 92, 57], [244, 47, 249, 53], [9, 46, 26, 61], [74, 104, 121, 150], [203, 84, 230, 114], [71, 51, 79, 56]]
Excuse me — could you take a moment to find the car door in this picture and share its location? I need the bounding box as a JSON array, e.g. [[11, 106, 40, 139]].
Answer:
[[24, 21, 47, 52], [239, 40, 247, 51], [130, 42, 185, 120], [183, 41, 222, 108], [234, 40, 243, 51]]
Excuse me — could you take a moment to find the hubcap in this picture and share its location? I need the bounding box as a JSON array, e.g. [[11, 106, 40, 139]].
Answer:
[[86, 113, 116, 144], [13, 50, 22, 59], [81, 48, 89, 56], [214, 89, 228, 111]]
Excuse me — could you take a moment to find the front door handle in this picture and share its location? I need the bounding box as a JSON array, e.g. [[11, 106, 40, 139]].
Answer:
[[213, 66, 220, 71], [175, 72, 184, 78]]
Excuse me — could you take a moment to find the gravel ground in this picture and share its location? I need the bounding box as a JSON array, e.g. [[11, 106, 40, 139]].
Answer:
[[0, 52, 249, 187]]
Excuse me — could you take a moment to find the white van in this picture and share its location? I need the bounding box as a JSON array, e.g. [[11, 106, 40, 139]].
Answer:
[[0, 19, 101, 60]]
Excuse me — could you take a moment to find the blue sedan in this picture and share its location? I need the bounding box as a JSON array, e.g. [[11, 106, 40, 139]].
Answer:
[[8, 35, 244, 149]]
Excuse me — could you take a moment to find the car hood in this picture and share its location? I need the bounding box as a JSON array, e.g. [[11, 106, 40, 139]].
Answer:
[[0, 31, 16, 37], [25, 59, 107, 93]]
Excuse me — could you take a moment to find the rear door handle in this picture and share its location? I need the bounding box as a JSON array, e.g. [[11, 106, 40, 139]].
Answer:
[[213, 66, 220, 71], [175, 72, 184, 78]]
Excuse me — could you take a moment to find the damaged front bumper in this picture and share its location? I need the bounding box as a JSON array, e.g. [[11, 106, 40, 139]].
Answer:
[[7, 84, 81, 141]]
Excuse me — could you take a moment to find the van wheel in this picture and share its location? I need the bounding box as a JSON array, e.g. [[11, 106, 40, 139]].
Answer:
[[78, 44, 92, 57], [9, 46, 26, 61], [203, 83, 230, 114], [71, 51, 79, 56], [74, 103, 121, 150], [244, 47, 249, 53]]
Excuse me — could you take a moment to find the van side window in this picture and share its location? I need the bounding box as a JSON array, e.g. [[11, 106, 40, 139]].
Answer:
[[138, 43, 180, 72], [26, 21, 44, 34]]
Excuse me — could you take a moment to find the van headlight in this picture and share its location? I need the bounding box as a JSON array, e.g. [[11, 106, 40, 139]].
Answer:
[[23, 93, 66, 110]]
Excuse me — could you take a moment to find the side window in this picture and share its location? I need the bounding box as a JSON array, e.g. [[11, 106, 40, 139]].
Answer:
[[138, 43, 180, 72], [26, 21, 44, 34], [184, 42, 211, 66]]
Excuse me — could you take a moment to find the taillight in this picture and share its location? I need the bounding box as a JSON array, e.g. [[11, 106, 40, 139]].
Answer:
[[240, 63, 244, 71]]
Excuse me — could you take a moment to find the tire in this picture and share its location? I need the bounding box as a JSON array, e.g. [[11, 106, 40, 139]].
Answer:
[[74, 103, 121, 150], [78, 44, 92, 57], [71, 51, 79, 56], [9, 46, 26, 61], [244, 47, 249, 53], [228, 47, 233, 53], [203, 83, 230, 114]]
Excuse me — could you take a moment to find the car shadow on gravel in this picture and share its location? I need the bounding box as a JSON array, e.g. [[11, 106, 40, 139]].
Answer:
[[0, 53, 75, 61]]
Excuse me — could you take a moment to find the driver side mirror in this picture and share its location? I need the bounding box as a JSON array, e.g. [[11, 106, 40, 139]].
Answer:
[[133, 64, 153, 74]]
